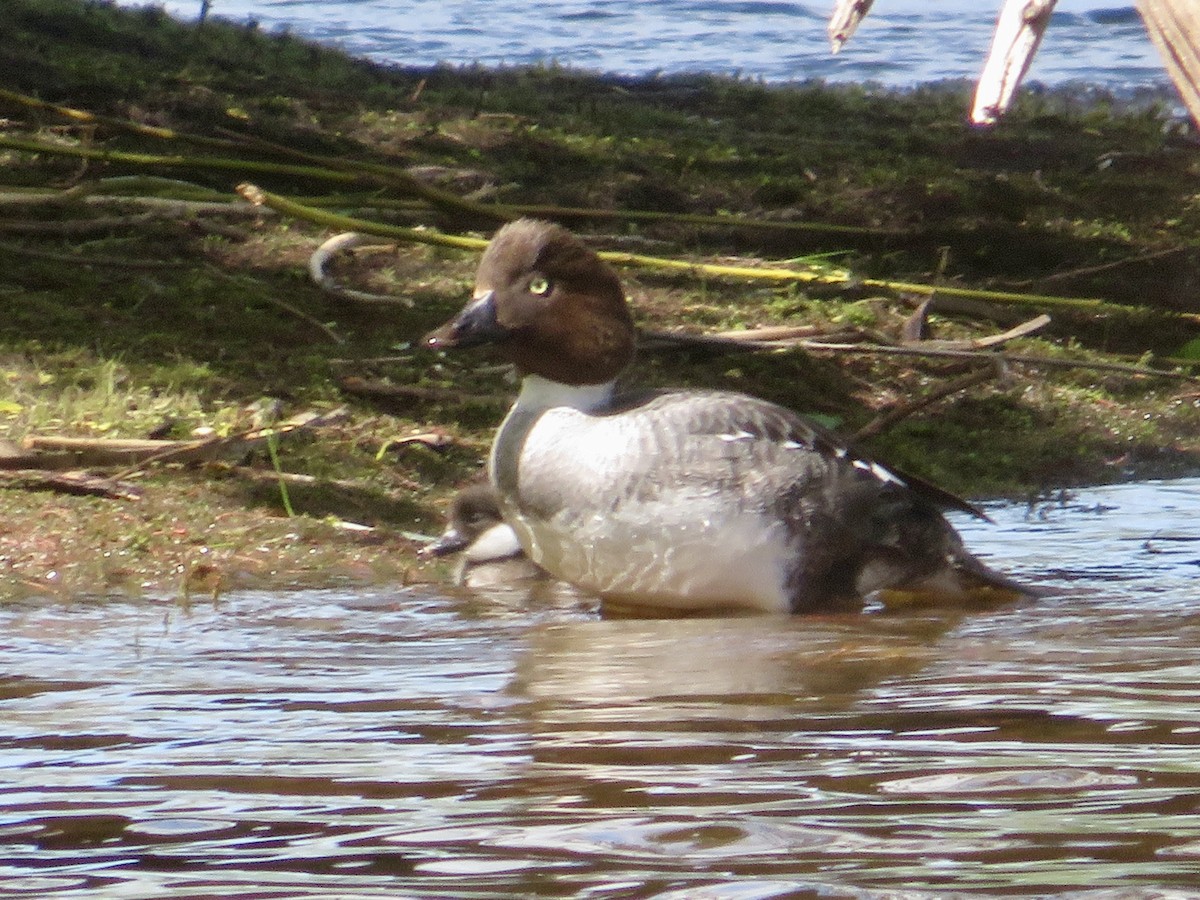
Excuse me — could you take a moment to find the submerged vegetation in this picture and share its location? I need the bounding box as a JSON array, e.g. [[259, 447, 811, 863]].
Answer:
[[1, 0, 1199, 599]]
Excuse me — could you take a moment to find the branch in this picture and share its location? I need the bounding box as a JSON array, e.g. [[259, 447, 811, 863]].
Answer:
[[853, 365, 1002, 441], [0, 469, 143, 501], [237, 185, 1192, 319], [0, 239, 188, 268], [339, 376, 509, 408], [797, 341, 1200, 381], [204, 265, 345, 345]]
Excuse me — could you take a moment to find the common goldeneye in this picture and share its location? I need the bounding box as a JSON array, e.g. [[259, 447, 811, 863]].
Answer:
[[422, 482, 544, 587], [425, 219, 1026, 613]]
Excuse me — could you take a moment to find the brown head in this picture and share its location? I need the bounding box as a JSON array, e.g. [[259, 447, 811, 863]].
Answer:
[[424, 219, 635, 385]]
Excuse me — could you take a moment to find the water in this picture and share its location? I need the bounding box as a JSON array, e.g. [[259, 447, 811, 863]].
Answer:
[[134, 0, 1169, 93], [1, 477, 1199, 896]]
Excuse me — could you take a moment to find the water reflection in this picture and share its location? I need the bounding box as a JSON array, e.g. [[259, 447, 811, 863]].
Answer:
[[0, 478, 1197, 896]]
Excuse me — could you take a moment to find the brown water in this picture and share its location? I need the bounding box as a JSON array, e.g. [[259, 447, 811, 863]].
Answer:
[[2, 478, 1199, 898]]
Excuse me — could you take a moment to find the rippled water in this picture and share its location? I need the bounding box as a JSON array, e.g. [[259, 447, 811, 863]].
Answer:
[[138, 0, 1167, 92], [2, 478, 1199, 897]]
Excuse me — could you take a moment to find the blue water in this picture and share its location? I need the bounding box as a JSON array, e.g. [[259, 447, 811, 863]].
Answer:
[[136, 0, 1168, 92], [1, 478, 1199, 896]]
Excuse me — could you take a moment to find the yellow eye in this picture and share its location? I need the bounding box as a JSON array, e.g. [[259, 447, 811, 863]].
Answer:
[[528, 275, 551, 296]]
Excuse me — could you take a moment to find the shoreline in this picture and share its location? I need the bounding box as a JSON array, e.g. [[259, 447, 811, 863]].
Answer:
[[142, 0, 1170, 96], [1, 0, 1198, 601]]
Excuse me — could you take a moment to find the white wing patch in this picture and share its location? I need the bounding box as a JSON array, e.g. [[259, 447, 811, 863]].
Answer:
[[851, 457, 906, 486], [718, 429, 755, 443]]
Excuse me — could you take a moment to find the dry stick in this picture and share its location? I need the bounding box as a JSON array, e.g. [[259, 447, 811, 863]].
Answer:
[[0, 87, 895, 237], [25, 434, 233, 468], [339, 376, 508, 407], [964, 313, 1051, 348], [0, 187, 273, 222], [105, 407, 350, 480], [0, 212, 169, 234], [218, 464, 383, 497], [0, 469, 142, 501], [204, 265, 345, 345], [507, 201, 899, 238], [219, 128, 893, 237], [644, 325, 1195, 380], [238, 184, 489, 252], [209, 127, 512, 225], [0, 86, 511, 224], [4, 87, 913, 239], [644, 314, 1050, 355], [0, 134, 374, 183], [853, 365, 1002, 441], [639, 326, 835, 352], [0, 239, 188, 268], [796, 341, 1200, 381], [1004, 246, 1189, 287]]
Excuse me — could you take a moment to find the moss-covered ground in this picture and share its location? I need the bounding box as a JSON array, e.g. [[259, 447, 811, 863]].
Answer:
[[1, 0, 1198, 600]]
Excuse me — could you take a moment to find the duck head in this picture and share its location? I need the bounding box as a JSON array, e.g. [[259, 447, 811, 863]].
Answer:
[[425, 219, 635, 386], [421, 482, 516, 559]]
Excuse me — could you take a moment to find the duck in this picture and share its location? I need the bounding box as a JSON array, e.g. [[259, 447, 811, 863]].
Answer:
[[421, 482, 545, 587], [424, 218, 1027, 613]]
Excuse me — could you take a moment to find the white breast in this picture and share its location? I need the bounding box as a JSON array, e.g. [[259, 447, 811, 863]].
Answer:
[[493, 399, 801, 613], [516, 503, 794, 613]]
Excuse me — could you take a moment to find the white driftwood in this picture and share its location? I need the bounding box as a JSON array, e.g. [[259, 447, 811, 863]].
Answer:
[[1136, 0, 1200, 128], [828, 0, 876, 52], [308, 231, 410, 306], [971, 0, 1058, 125]]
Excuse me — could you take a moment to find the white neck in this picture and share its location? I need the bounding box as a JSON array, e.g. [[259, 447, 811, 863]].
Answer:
[[514, 374, 616, 413]]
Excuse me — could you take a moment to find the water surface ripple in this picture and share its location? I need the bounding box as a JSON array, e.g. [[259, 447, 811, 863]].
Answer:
[[2, 477, 1199, 897], [140, 0, 1166, 93]]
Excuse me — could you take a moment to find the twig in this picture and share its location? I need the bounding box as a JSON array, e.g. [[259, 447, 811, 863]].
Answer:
[[203, 265, 345, 345], [218, 464, 372, 495], [0, 469, 143, 501], [641, 316, 1046, 356], [0, 213, 171, 234], [0, 450, 78, 470], [1004, 246, 1189, 287], [4, 88, 901, 239], [0, 134, 373, 185], [238, 185, 1195, 319], [638, 325, 833, 352], [22, 435, 225, 467], [212, 127, 512, 225], [508, 201, 900, 238], [238, 184, 489, 253], [902, 313, 1052, 352], [376, 431, 456, 456], [16, 408, 350, 482], [339, 376, 509, 407], [963, 313, 1051, 348], [0, 239, 188, 268], [854, 365, 1002, 441], [796, 341, 1200, 381]]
